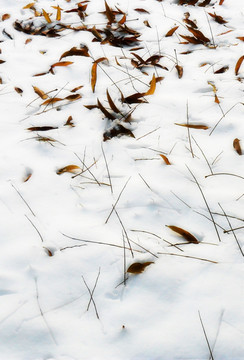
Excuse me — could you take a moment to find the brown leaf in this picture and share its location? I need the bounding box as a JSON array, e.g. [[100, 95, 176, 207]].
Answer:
[[235, 55, 244, 76], [165, 26, 179, 37], [214, 66, 229, 74], [105, 1, 115, 24], [176, 65, 183, 79], [118, 14, 126, 25], [23, 3, 35, 9], [143, 20, 151, 28], [134, 8, 149, 13], [65, 94, 82, 101], [175, 123, 209, 130], [43, 247, 53, 256], [186, 26, 210, 43], [51, 61, 73, 69], [64, 115, 75, 127], [33, 86, 48, 99], [2, 14, 11, 21], [219, 0, 224, 4], [97, 99, 116, 120], [15, 87, 23, 95], [42, 98, 63, 105], [27, 126, 58, 131], [71, 85, 83, 92], [127, 262, 154, 274], [25, 38, 32, 44], [198, 0, 211, 6], [23, 171, 32, 182], [107, 90, 120, 113], [59, 46, 90, 60], [160, 154, 171, 165], [124, 93, 146, 104], [233, 138, 242, 155], [166, 225, 199, 244], [56, 165, 81, 175], [208, 12, 227, 24], [180, 34, 202, 44], [215, 94, 220, 104], [42, 9, 52, 23], [237, 37, 244, 42]]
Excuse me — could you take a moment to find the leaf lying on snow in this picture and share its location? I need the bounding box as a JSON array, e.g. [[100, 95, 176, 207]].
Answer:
[[103, 124, 135, 141], [27, 126, 58, 131], [166, 225, 199, 244], [144, 73, 156, 95], [33, 86, 48, 99], [165, 26, 179, 37], [65, 94, 81, 101], [175, 123, 209, 130], [127, 262, 154, 274], [59, 46, 90, 60], [51, 61, 73, 68], [233, 138, 242, 155], [160, 154, 171, 165], [56, 165, 81, 175], [175, 65, 183, 79], [42, 97, 63, 105], [235, 55, 244, 76], [42, 9, 52, 24]]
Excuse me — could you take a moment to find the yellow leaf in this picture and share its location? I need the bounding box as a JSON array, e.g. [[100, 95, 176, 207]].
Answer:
[[23, 2, 35, 9], [42, 8, 52, 23], [145, 73, 156, 95], [91, 62, 97, 93], [33, 86, 48, 99]]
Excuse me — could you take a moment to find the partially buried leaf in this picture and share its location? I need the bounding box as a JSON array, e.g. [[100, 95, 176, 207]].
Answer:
[[160, 154, 171, 165], [233, 138, 242, 155], [97, 99, 116, 120], [104, 1, 115, 24], [124, 93, 146, 104], [166, 225, 199, 244], [43, 247, 53, 256], [235, 55, 244, 76], [107, 90, 120, 113], [175, 123, 209, 130], [33, 86, 48, 99], [237, 37, 244, 42], [56, 165, 81, 175], [208, 12, 227, 24], [23, 3, 35, 9], [59, 46, 90, 60], [71, 85, 83, 92], [214, 66, 229, 74], [15, 87, 23, 95], [51, 61, 73, 69], [64, 115, 75, 127], [2, 14, 10, 21], [103, 124, 135, 141], [23, 171, 32, 182], [127, 262, 154, 274], [165, 26, 179, 37]]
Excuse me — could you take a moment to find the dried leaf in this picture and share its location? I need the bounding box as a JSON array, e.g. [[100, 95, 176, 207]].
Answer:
[[166, 225, 199, 244], [51, 5, 62, 21], [165, 26, 179, 37], [33, 86, 48, 99], [56, 165, 81, 175], [134, 8, 149, 14], [65, 94, 82, 101], [51, 61, 73, 68], [42, 9, 52, 23], [25, 38, 32, 44], [198, 0, 211, 6], [175, 123, 209, 130], [27, 126, 58, 131], [42, 98, 62, 105], [127, 262, 154, 274], [118, 14, 126, 25], [107, 90, 120, 113], [43, 247, 53, 256], [237, 37, 244, 42], [23, 3, 35, 9], [233, 138, 242, 155], [160, 154, 171, 165], [219, 0, 224, 4], [59, 46, 90, 60], [97, 99, 116, 120], [15, 87, 23, 95], [208, 12, 227, 24], [2, 14, 11, 21], [71, 85, 83, 92], [186, 26, 210, 43], [23, 172, 32, 182], [105, 1, 115, 24], [180, 34, 202, 44], [176, 65, 183, 79], [214, 66, 229, 74], [235, 55, 244, 76], [144, 20, 151, 28], [103, 124, 135, 141], [91, 62, 97, 93], [124, 93, 146, 104], [64, 115, 75, 127], [215, 94, 220, 104], [144, 74, 156, 95]]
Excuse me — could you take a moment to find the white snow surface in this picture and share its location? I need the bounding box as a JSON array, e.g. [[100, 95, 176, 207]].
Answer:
[[0, 0, 244, 359]]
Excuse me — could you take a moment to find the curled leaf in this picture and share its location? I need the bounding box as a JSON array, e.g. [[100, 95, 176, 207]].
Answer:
[[165, 26, 179, 37], [127, 262, 154, 274], [33, 86, 48, 99], [166, 225, 199, 244], [65, 94, 81, 101], [59, 46, 90, 60], [56, 165, 81, 175], [160, 154, 171, 165], [144, 73, 156, 95], [235, 55, 244, 76], [91, 62, 97, 93], [175, 65, 183, 79]]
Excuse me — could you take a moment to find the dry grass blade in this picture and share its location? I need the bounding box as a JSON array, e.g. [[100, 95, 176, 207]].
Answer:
[[198, 311, 215, 360], [158, 252, 217, 264], [166, 225, 199, 244], [82, 271, 100, 319]]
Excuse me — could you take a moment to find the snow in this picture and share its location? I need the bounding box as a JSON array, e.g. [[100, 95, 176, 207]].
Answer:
[[0, 0, 244, 359]]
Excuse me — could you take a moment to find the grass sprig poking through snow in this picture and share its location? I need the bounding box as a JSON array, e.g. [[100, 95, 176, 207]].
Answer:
[[82, 268, 100, 320]]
